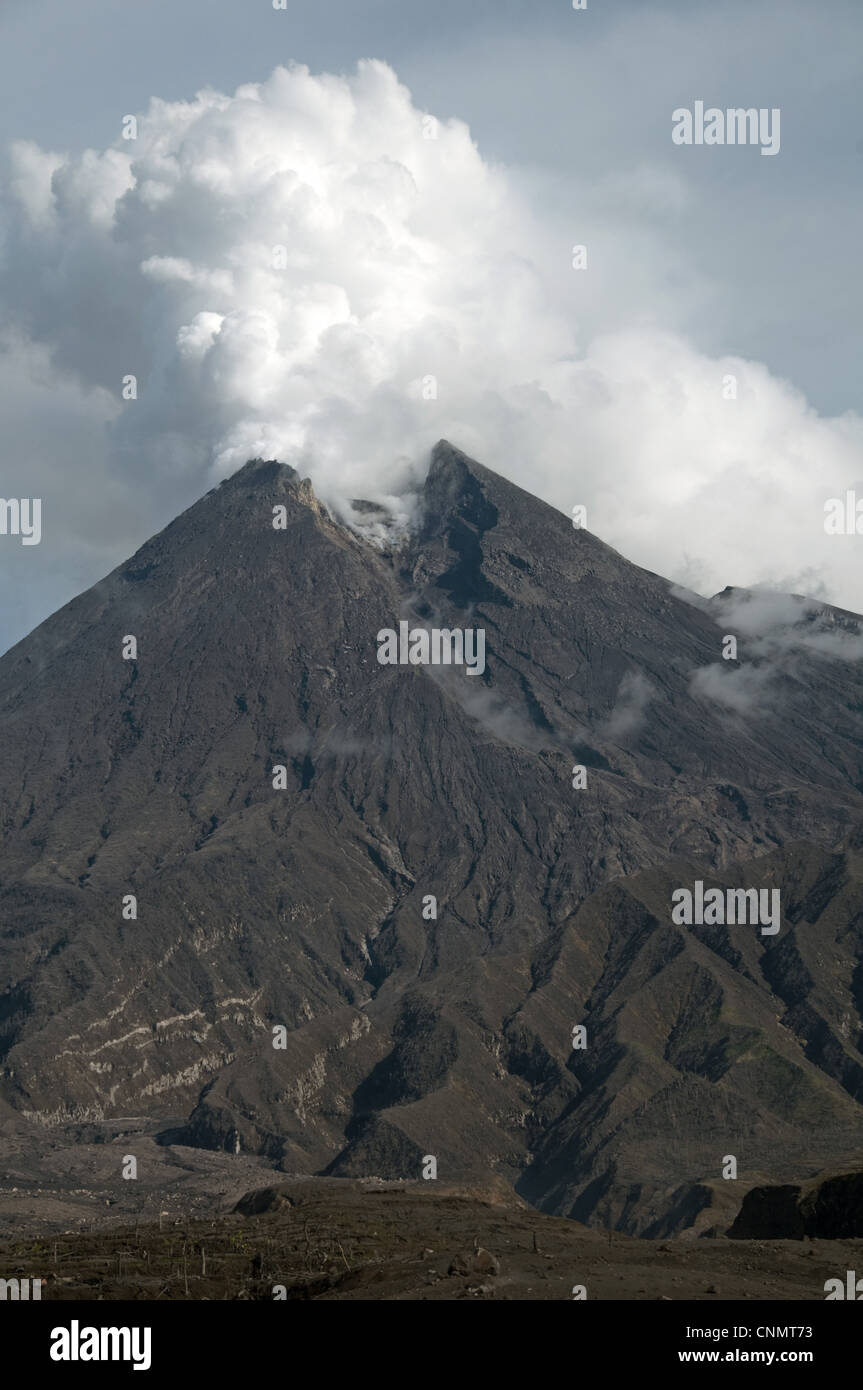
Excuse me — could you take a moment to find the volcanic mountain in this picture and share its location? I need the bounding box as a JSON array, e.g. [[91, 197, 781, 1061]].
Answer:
[[1, 440, 862, 1233]]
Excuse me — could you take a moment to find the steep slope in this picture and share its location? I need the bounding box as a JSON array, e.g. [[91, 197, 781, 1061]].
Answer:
[[1, 441, 862, 1231]]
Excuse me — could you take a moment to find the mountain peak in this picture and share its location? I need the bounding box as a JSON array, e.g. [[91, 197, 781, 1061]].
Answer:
[[2, 442, 863, 1238], [226, 457, 299, 487], [429, 438, 475, 478]]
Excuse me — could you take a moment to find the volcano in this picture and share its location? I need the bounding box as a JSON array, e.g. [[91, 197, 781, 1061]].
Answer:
[[1, 440, 863, 1234]]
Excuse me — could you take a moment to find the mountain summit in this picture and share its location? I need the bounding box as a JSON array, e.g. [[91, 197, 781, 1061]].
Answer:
[[2, 442, 863, 1232]]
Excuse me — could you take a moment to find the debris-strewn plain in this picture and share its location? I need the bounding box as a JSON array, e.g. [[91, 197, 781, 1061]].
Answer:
[[3, 1177, 859, 1301]]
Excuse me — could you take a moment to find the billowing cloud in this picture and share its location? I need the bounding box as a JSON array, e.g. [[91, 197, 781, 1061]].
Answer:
[[690, 584, 863, 715], [2, 58, 863, 655]]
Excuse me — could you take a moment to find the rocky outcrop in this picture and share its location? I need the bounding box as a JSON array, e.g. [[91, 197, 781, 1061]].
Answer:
[[730, 1170, 863, 1239]]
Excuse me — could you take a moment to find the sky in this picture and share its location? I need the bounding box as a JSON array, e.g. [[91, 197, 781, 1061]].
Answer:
[[0, 0, 862, 653]]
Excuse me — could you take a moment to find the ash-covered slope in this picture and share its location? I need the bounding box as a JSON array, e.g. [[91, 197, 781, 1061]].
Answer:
[[1, 441, 862, 1232]]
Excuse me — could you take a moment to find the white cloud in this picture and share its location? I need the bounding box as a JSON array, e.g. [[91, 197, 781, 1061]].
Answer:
[[690, 584, 863, 715], [601, 671, 656, 741], [2, 57, 863, 655]]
